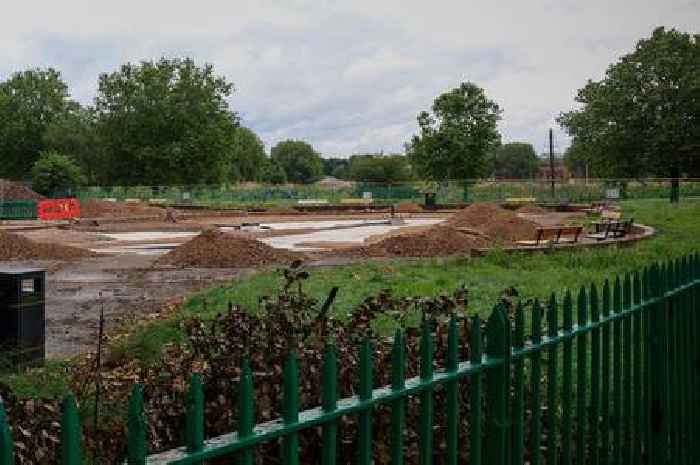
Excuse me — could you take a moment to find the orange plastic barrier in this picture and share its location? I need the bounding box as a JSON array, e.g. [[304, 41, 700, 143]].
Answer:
[[37, 198, 81, 220]]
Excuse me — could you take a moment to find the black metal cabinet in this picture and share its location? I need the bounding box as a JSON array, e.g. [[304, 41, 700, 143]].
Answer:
[[0, 268, 46, 366]]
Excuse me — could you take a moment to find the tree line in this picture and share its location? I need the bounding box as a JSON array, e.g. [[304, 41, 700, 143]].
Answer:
[[0, 27, 696, 195]]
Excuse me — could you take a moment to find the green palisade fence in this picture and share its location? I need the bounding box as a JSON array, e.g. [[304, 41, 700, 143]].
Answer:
[[0, 254, 699, 464], [0, 201, 37, 220]]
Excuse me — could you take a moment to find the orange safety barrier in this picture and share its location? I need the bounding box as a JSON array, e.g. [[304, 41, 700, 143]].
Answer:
[[37, 198, 81, 220]]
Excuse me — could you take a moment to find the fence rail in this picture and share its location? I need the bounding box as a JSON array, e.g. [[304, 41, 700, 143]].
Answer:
[[71, 178, 700, 207], [1, 254, 699, 464]]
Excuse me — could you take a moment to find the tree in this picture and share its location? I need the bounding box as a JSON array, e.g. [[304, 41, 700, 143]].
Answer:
[[260, 159, 287, 184], [559, 27, 700, 201], [94, 58, 239, 185], [270, 140, 323, 184], [347, 154, 413, 182], [491, 142, 539, 179], [0, 68, 75, 179], [322, 158, 350, 179], [31, 151, 86, 195], [406, 82, 502, 183], [229, 127, 267, 182], [42, 106, 102, 183]]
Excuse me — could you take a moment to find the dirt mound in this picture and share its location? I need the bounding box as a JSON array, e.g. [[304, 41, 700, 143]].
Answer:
[[395, 202, 423, 213], [156, 229, 302, 267], [517, 204, 547, 214], [80, 199, 164, 218], [447, 203, 538, 242], [342, 225, 490, 258], [0, 231, 95, 260], [0, 179, 45, 201]]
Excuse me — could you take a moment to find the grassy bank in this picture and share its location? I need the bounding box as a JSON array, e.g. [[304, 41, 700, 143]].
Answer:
[[182, 199, 699, 316]]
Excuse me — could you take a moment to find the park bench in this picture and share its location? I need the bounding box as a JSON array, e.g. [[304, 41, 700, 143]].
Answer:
[[587, 218, 634, 240], [517, 225, 583, 246]]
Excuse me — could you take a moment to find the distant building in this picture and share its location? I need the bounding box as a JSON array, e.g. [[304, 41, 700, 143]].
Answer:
[[537, 154, 569, 180]]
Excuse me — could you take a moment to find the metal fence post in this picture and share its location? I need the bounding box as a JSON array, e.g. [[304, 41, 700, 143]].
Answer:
[[239, 358, 255, 465], [185, 374, 204, 455], [0, 401, 13, 465], [322, 344, 338, 465], [390, 329, 406, 465], [283, 350, 300, 465], [470, 316, 483, 465], [61, 393, 83, 465], [484, 304, 508, 465], [127, 384, 146, 465], [358, 339, 374, 465], [419, 318, 434, 465]]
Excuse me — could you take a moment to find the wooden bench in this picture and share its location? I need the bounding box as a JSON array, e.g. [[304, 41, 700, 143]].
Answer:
[[588, 218, 634, 240], [517, 225, 583, 246]]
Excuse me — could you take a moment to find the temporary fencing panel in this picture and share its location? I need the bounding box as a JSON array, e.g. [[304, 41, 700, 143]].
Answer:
[[37, 198, 80, 221]]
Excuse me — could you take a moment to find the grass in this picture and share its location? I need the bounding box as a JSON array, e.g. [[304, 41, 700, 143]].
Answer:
[[4, 198, 699, 398], [182, 198, 700, 317]]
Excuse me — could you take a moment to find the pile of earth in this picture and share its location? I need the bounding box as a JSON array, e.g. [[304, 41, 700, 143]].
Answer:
[[156, 229, 302, 267], [446, 203, 539, 242], [517, 204, 547, 214], [0, 231, 95, 260], [80, 199, 164, 218], [340, 225, 491, 258], [395, 202, 423, 213], [0, 179, 45, 201]]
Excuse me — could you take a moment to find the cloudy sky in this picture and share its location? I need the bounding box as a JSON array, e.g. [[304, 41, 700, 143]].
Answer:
[[1, 1, 697, 157]]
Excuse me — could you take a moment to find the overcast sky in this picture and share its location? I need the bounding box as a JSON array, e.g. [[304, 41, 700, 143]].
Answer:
[[1, 1, 697, 157]]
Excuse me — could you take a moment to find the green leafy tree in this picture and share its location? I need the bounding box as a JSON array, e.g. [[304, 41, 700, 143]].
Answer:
[[42, 106, 102, 183], [559, 27, 700, 201], [94, 58, 239, 185], [270, 140, 323, 184], [347, 154, 413, 182], [0, 68, 75, 179], [260, 159, 287, 184], [406, 82, 502, 182], [229, 127, 267, 181], [491, 142, 539, 179], [322, 158, 350, 179], [31, 151, 86, 195]]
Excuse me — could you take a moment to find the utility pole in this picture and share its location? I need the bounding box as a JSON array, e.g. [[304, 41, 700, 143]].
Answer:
[[549, 128, 555, 199]]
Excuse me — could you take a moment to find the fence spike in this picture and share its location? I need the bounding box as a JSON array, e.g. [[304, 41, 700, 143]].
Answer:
[[484, 305, 508, 465], [185, 373, 204, 454], [562, 290, 574, 465], [239, 358, 255, 465], [530, 300, 543, 465], [127, 384, 146, 465], [546, 293, 558, 465], [358, 339, 373, 465], [576, 287, 588, 465], [0, 401, 14, 465], [446, 317, 459, 465], [282, 350, 300, 465], [419, 318, 434, 465], [470, 315, 483, 465], [390, 329, 406, 465], [61, 393, 83, 465], [512, 302, 525, 465], [322, 344, 337, 465], [589, 284, 601, 465], [612, 276, 623, 465]]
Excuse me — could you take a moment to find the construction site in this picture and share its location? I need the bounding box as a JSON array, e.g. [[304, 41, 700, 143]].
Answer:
[[0, 179, 652, 359]]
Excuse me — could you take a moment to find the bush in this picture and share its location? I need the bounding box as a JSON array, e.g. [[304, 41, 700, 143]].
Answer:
[[30, 151, 86, 196]]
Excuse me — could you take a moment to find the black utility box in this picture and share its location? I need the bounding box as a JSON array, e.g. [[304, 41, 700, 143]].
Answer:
[[0, 268, 46, 367]]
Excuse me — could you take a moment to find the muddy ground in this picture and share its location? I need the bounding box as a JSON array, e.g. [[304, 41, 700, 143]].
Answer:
[[0, 208, 588, 359]]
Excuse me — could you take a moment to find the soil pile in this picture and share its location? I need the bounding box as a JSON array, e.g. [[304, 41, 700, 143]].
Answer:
[[0, 231, 95, 260], [446, 203, 539, 242], [156, 229, 302, 267], [517, 204, 547, 214], [80, 199, 164, 218], [0, 179, 45, 201], [342, 225, 490, 258], [395, 202, 423, 213]]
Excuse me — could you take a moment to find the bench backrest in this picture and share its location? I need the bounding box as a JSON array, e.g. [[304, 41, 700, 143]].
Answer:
[[536, 226, 583, 243], [602, 209, 622, 220]]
